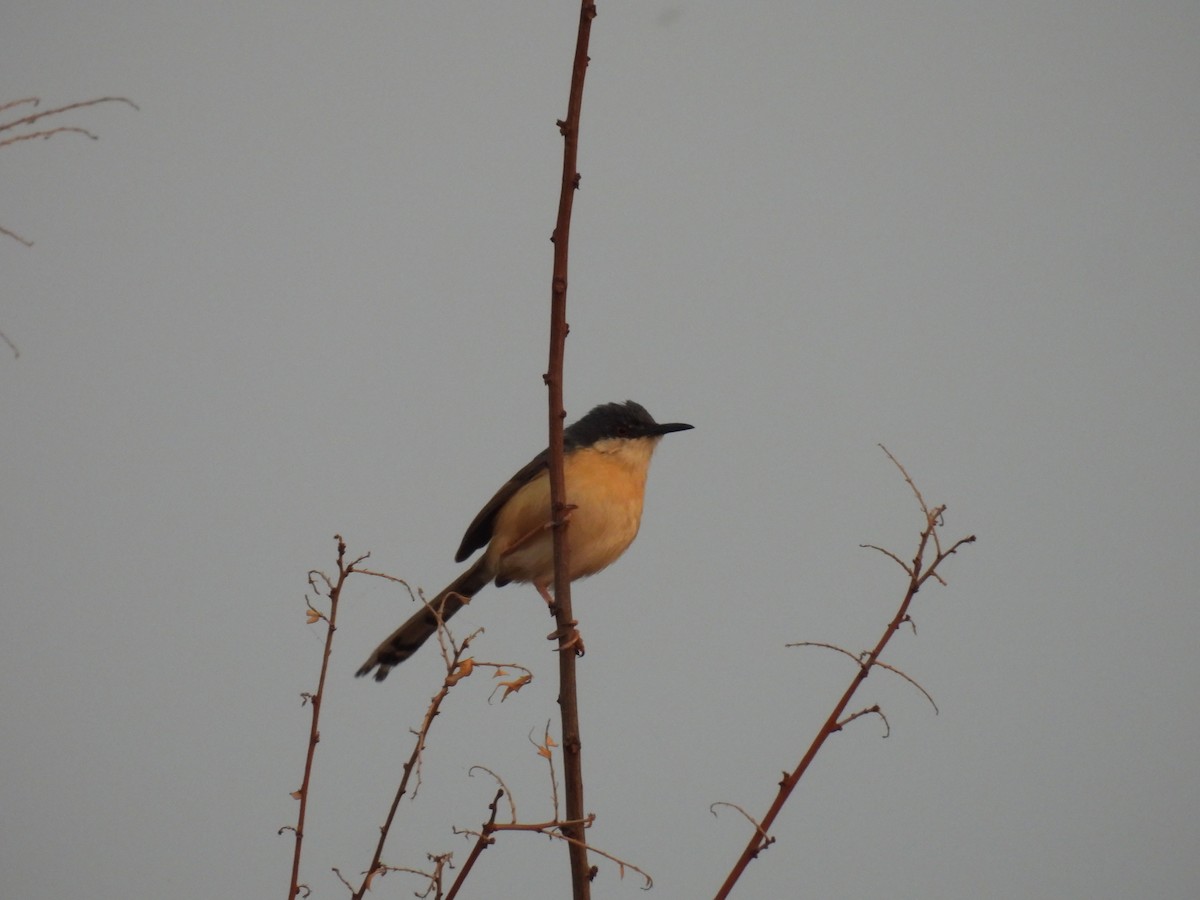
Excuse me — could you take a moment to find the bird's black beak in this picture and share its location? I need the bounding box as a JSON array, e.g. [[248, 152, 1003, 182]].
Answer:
[[650, 421, 693, 436]]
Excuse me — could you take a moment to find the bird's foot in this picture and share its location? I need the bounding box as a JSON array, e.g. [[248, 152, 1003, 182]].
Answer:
[[549, 624, 585, 657], [536, 583, 585, 655], [547, 621, 586, 657]]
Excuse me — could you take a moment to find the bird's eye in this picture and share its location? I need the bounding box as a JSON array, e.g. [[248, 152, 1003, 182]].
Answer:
[[616, 424, 630, 437]]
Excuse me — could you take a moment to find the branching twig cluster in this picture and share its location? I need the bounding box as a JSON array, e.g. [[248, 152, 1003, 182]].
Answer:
[[0, 95, 139, 247], [712, 447, 975, 898], [345, 608, 534, 900], [1, 94, 138, 358], [454, 731, 654, 893], [289, 536, 636, 900]]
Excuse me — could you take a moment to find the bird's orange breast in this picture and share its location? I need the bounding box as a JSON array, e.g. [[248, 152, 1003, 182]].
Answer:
[[486, 441, 657, 587]]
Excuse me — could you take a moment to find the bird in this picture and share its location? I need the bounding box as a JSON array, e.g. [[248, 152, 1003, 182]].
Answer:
[[356, 400, 692, 681]]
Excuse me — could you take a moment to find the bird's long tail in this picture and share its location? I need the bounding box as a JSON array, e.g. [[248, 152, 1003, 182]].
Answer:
[[355, 556, 493, 681]]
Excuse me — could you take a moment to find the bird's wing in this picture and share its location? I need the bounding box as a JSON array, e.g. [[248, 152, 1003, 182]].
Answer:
[[454, 449, 549, 562]]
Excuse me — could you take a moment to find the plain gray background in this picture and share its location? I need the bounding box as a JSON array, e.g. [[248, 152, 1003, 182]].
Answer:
[[3, 3, 1197, 898]]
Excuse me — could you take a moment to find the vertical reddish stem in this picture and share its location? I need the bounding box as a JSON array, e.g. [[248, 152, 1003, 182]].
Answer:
[[546, 4, 598, 898]]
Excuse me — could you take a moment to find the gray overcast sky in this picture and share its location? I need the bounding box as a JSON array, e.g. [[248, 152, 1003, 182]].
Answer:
[[3, 3, 1198, 898]]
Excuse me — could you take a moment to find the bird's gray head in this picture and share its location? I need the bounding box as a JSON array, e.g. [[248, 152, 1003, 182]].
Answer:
[[564, 401, 693, 449]]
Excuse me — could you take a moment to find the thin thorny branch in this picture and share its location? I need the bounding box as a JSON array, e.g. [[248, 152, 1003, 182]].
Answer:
[[837, 704, 890, 737], [285, 533, 552, 900], [468, 767, 519, 822], [0, 96, 139, 138], [443, 790, 504, 900], [544, 4, 600, 898], [2, 95, 139, 356], [347, 582, 533, 899], [450, 729, 653, 890], [788, 641, 939, 714], [709, 803, 774, 851], [1, 93, 133, 246], [531, 721, 563, 819], [712, 449, 975, 899], [285, 535, 362, 900]]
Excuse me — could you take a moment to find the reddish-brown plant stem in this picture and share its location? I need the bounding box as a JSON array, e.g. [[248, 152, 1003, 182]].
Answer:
[[444, 790, 504, 900], [288, 536, 360, 899], [546, 4, 598, 898], [0, 96, 138, 140], [713, 503, 975, 899], [350, 629, 488, 899]]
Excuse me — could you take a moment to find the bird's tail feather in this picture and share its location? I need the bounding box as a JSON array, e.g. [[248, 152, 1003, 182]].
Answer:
[[356, 556, 493, 681]]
